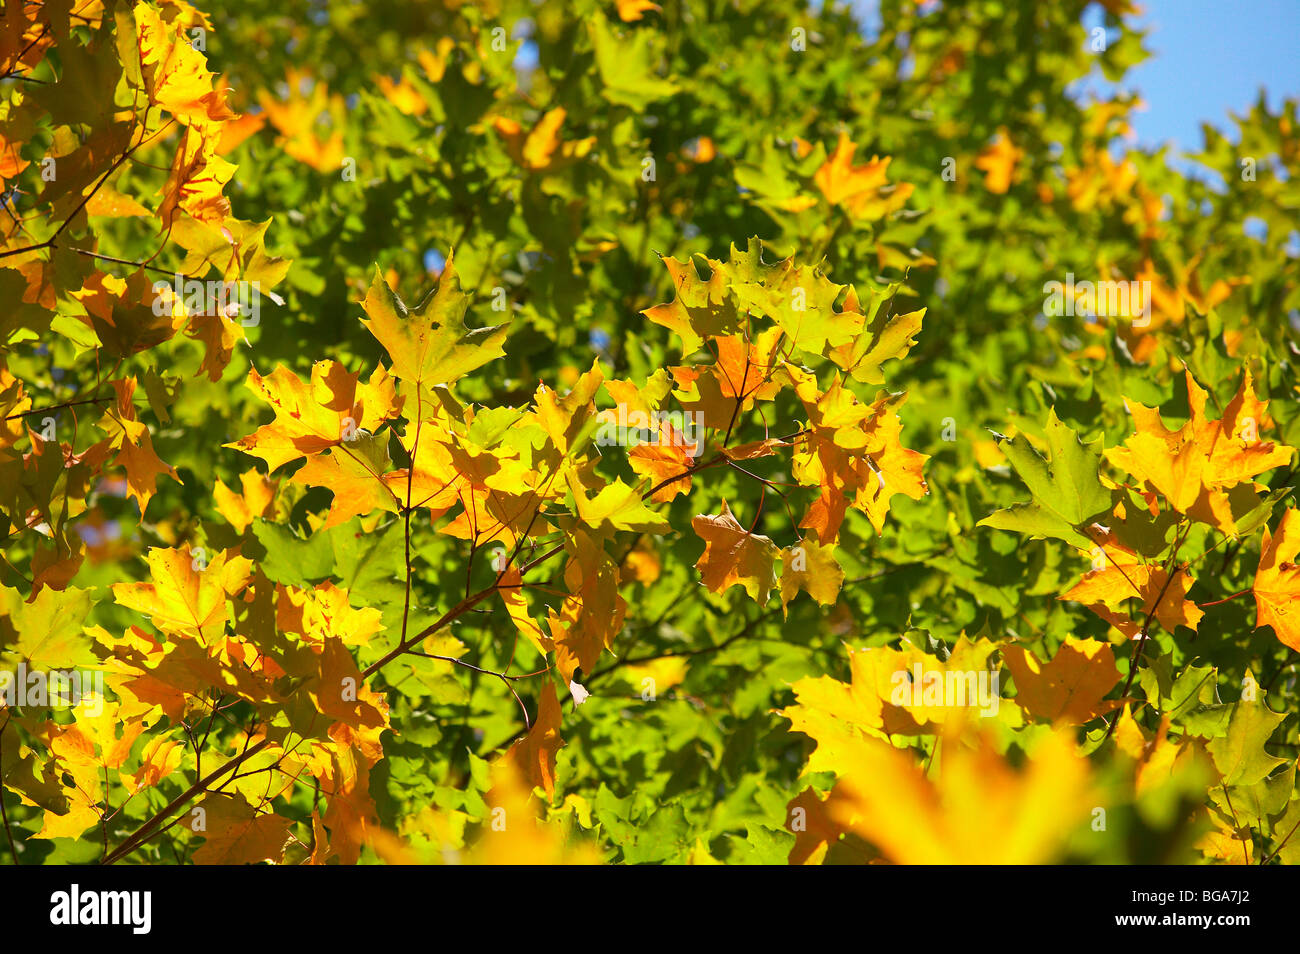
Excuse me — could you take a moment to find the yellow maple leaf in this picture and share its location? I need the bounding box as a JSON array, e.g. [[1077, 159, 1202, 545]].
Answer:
[[818, 726, 1094, 865], [111, 546, 252, 642], [190, 792, 292, 865], [136, 4, 236, 130], [213, 468, 276, 533], [1107, 371, 1292, 531], [779, 533, 844, 613], [492, 107, 595, 172], [226, 360, 400, 471], [616, 0, 661, 22]]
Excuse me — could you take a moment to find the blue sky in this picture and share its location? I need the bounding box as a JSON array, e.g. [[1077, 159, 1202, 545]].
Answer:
[[1086, 0, 1299, 152], [845, 0, 1297, 154]]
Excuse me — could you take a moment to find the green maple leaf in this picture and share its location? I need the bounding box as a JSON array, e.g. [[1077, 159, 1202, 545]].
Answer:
[[979, 409, 1113, 548], [1207, 689, 1288, 787], [0, 586, 96, 670], [589, 14, 678, 111]]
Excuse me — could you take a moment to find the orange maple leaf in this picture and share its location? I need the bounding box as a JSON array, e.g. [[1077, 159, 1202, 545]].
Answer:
[[691, 500, 780, 604], [548, 529, 628, 682], [508, 680, 564, 799], [1060, 533, 1203, 639], [973, 128, 1022, 194], [1002, 637, 1121, 724], [213, 468, 276, 533], [814, 132, 913, 220], [99, 377, 179, 514], [492, 107, 595, 172], [1254, 508, 1300, 651]]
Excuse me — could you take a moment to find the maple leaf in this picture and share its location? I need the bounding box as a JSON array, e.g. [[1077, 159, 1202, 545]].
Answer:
[[112, 546, 253, 642], [361, 256, 509, 399], [728, 255, 865, 358], [275, 581, 384, 648], [811, 726, 1093, 865], [779, 534, 844, 613], [216, 111, 268, 153], [567, 474, 670, 534], [1107, 371, 1293, 530], [0, 1, 54, 77], [33, 696, 149, 840], [497, 566, 554, 656], [1206, 687, 1287, 787], [375, 73, 428, 116], [467, 759, 601, 864], [508, 680, 564, 800], [191, 792, 292, 865], [973, 128, 1022, 194], [75, 270, 182, 359], [1060, 533, 1204, 638], [226, 360, 400, 471], [121, 735, 184, 796], [318, 752, 379, 865], [0, 132, 30, 192], [382, 418, 464, 514], [826, 284, 925, 386], [84, 182, 151, 218], [813, 132, 914, 220], [1254, 508, 1300, 651], [627, 422, 696, 503], [492, 107, 595, 172], [786, 367, 928, 539], [642, 248, 747, 356], [1112, 707, 1199, 797], [782, 638, 1001, 751], [1002, 637, 1121, 725], [0, 585, 96, 669], [1197, 813, 1255, 865], [256, 68, 347, 171], [307, 637, 389, 729], [616, 0, 662, 21], [691, 500, 780, 604], [548, 529, 627, 682], [158, 123, 235, 227], [213, 468, 277, 533], [98, 377, 179, 514], [979, 409, 1112, 547], [136, 4, 237, 130], [293, 432, 401, 528], [713, 331, 786, 403], [536, 360, 605, 456], [785, 787, 859, 865]]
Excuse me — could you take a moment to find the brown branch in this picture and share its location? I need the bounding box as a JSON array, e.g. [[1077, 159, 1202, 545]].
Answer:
[[1103, 525, 1189, 742], [4, 396, 109, 421], [101, 738, 271, 865], [359, 542, 566, 680], [0, 715, 19, 864]]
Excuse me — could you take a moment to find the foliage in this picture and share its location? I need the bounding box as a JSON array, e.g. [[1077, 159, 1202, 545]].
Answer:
[[1, 0, 1298, 866]]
